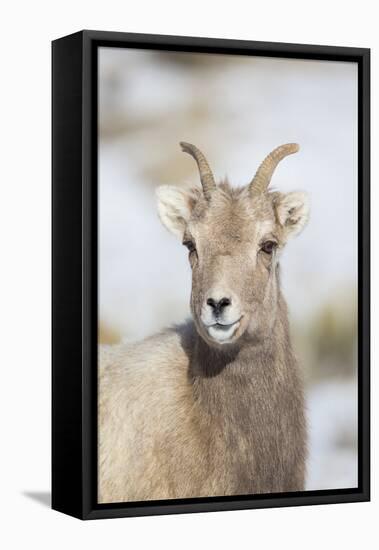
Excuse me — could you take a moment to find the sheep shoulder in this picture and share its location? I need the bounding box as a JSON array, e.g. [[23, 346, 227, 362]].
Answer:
[[99, 324, 193, 413], [98, 323, 204, 503]]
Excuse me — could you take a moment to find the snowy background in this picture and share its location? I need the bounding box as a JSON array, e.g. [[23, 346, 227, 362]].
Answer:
[[98, 47, 358, 491]]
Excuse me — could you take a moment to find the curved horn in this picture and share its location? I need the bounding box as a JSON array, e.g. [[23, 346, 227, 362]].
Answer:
[[249, 143, 300, 195], [180, 142, 216, 200]]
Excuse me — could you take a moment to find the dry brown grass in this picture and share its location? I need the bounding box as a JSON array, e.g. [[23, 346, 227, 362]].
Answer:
[[99, 321, 121, 345]]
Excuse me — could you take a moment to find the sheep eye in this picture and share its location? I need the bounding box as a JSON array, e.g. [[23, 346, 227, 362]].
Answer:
[[261, 240, 277, 254], [183, 240, 196, 253]]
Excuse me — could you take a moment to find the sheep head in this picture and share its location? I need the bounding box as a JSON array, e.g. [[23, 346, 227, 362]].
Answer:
[[156, 143, 309, 348]]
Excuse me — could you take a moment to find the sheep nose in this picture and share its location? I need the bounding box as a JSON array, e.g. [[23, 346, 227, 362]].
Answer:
[[207, 297, 231, 315]]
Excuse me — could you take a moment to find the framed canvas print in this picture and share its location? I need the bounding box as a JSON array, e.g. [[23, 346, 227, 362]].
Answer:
[[52, 30, 370, 520]]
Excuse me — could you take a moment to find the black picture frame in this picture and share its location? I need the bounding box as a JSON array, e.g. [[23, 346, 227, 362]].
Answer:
[[52, 30, 370, 520]]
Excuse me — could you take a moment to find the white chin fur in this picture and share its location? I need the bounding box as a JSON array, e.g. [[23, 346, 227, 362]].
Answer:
[[207, 322, 240, 343]]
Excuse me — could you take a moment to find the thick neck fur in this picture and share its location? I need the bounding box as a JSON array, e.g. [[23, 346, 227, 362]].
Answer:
[[186, 289, 294, 422], [181, 289, 305, 495]]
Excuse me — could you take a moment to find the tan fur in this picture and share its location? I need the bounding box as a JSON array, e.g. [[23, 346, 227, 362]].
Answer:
[[99, 146, 309, 503]]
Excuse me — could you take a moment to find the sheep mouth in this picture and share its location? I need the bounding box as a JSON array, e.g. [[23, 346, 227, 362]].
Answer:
[[207, 317, 242, 330], [205, 317, 243, 343]]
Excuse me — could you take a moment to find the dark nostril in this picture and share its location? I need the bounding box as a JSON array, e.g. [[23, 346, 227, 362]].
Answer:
[[207, 298, 216, 309], [219, 297, 231, 309], [207, 297, 231, 314]]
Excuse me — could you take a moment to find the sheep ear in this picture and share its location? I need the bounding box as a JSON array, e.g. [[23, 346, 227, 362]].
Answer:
[[156, 186, 200, 239], [274, 191, 310, 238]]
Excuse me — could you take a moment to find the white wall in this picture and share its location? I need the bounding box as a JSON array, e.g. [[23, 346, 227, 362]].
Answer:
[[0, 1, 376, 549]]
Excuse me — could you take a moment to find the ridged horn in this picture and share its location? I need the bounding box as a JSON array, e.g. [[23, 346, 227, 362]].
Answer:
[[180, 142, 216, 200], [249, 143, 300, 195]]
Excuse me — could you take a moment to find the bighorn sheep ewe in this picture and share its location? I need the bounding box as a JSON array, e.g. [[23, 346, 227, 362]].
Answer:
[[99, 142, 309, 503]]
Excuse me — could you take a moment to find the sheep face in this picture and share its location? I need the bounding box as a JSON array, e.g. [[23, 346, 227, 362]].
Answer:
[[156, 144, 309, 348]]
